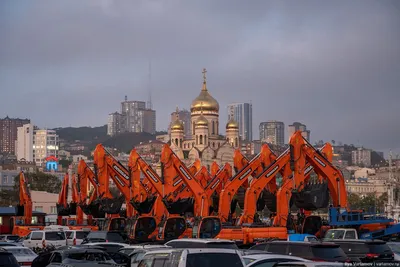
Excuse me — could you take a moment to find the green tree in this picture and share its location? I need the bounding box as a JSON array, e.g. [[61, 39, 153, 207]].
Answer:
[[14, 171, 62, 194], [0, 190, 18, 206]]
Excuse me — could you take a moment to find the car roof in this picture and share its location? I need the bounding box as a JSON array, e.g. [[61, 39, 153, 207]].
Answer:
[[145, 248, 240, 254], [1, 246, 30, 249], [332, 239, 386, 244], [268, 241, 338, 246], [243, 254, 310, 261], [166, 238, 235, 244], [83, 242, 129, 246]]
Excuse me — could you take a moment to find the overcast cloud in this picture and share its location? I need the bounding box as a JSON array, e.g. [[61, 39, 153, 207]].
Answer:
[[0, 0, 399, 155]]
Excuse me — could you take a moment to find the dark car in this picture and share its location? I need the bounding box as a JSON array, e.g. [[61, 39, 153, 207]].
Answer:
[[249, 241, 350, 262], [0, 249, 20, 267], [334, 239, 394, 262], [82, 231, 125, 244]]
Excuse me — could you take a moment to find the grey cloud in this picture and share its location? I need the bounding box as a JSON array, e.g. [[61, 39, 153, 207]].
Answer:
[[0, 0, 399, 154]]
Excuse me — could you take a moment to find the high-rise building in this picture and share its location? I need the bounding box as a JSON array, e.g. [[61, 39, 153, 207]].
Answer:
[[352, 148, 372, 167], [142, 109, 156, 135], [16, 123, 34, 161], [288, 122, 310, 141], [227, 102, 253, 141], [107, 112, 125, 136], [33, 129, 59, 166], [120, 97, 156, 134], [169, 107, 191, 138], [259, 121, 285, 145], [0, 116, 31, 154]]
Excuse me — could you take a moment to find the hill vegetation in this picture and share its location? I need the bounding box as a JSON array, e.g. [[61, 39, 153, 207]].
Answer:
[[54, 125, 161, 153]]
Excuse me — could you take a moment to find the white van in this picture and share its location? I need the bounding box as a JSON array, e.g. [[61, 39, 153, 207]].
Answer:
[[23, 230, 67, 249], [65, 230, 90, 245]]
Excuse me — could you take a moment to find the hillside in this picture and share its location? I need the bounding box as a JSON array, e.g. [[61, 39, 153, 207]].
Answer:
[[54, 125, 158, 153], [54, 125, 108, 142]]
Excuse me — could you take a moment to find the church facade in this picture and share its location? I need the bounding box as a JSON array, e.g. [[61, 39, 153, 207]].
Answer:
[[169, 69, 240, 167]]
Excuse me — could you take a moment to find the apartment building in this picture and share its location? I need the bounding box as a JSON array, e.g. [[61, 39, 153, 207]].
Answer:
[[0, 116, 30, 154], [227, 102, 253, 141], [288, 122, 310, 141], [259, 121, 285, 145]]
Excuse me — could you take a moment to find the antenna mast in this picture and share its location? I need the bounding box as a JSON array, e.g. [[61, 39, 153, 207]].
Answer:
[[147, 60, 153, 110]]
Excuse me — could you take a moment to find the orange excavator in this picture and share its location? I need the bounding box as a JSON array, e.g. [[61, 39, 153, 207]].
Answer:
[[273, 131, 347, 233], [128, 148, 217, 241], [57, 172, 98, 230], [12, 172, 45, 236], [77, 159, 106, 226]]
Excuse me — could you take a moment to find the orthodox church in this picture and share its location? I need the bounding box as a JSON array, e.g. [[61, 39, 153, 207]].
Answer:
[[169, 69, 240, 167]]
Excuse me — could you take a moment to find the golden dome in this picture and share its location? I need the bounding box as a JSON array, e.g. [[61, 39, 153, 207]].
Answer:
[[171, 119, 184, 131], [190, 68, 219, 113], [226, 118, 239, 129], [195, 115, 208, 127]]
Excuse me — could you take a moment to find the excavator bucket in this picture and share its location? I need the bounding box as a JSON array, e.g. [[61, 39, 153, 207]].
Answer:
[[263, 190, 277, 212], [292, 182, 330, 210], [15, 205, 24, 216], [134, 216, 157, 242], [130, 196, 157, 215], [100, 195, 125, 214], [69, 203, 77, 216], [80, 203, 105, 218], [162, 197, 194, 215], [57, 203, 71, 216]]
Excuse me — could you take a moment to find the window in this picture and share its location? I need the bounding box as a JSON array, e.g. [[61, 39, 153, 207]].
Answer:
[[35, 206, 43, 212], [51, 206, 57, 214], [344, 231, 356, 239], [200, 135, 203, 145], [31, 232, 43, 240], [3, 175, 8, 184]]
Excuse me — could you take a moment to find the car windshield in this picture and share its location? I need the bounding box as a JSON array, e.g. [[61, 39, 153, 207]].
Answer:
[[6, 236, 19, 241], [68, 252, 111, 261], [0, 253, 18, 266], [6, 248, 37, 256], [76, 232, 89, 239], [45, 231, 66, 240], [186, 253, 243, 267], [388, 243, 400, 254], [324, 230, 345, 239]]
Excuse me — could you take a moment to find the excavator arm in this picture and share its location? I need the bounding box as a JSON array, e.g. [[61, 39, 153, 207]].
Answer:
[[77, 159, 105, 219], [17, 172, 32, 225], [218, 144, 272, 222], [160, 144, 210, 217]]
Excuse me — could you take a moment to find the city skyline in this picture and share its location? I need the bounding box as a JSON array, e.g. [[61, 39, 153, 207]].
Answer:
[[0, 0, 399, 155]]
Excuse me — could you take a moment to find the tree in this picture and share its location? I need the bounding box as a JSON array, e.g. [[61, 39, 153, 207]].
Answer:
[[14, 171, 62, 194]]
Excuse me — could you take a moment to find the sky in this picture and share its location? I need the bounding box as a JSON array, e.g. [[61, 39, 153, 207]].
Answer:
[[0, 0, 399, 156]]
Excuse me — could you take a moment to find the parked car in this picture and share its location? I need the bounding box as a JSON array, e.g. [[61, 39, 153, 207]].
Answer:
[[0, 248, 20, 267], [82, 231, 124, 244], [249, 241, 349, 262], [138, 248, 245, 267], [1, 246, 37, 267], [23, 230, 67, 249], [65, 230, 90, 246], [165, 238, 239, 249], [334, 239, 394, 262], [243, 253, 310, 267]]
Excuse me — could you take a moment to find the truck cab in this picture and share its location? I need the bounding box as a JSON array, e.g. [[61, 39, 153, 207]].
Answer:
[[324, 228, 358, 240]]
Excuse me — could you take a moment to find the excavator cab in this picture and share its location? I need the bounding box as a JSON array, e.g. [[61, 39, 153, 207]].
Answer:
[[131, 216, 157, 242], [63, 218, 77, 226], [108, 217, 128, 232], [130, 196, 157, 215], [302, 215, 323, 235], [196, 216, 222, 239], [292, 182, 330, 210], [159, 216, 187, 241]]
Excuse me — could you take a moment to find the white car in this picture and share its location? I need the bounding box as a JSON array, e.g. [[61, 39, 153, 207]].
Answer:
[[65, 230, 90, 246], [23, 230, 66, 249], [1, 246, 37, 267], [243, 253, 309, 267]]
